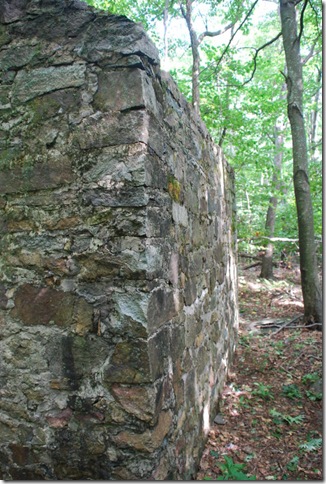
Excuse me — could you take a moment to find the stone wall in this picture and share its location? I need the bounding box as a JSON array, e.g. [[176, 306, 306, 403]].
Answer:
[[0, 0, 238, 479]]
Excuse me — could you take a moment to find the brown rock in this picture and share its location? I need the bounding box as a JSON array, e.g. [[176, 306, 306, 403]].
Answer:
[[12, 285, 92, 331], [0, 155, 74, 194], [13, 284, 74, 326], [104, 340, 152, 384], [74, 298, 93, 336], [111, 384, 155, 422], [113, 410, 172, 453]]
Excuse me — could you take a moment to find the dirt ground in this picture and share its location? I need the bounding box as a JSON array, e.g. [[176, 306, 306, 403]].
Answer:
[[197, 264, 323, 481]]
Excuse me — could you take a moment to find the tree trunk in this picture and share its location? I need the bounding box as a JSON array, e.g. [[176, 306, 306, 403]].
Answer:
[[260, 120, 283, 279], [163, 0, 170, 69], [279, 0, 322, 326], [309, 68, 321, 158], [180, 0, 200, 113]]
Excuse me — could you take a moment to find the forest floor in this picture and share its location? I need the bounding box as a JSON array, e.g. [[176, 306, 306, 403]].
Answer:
[[197, 263, 323, 481]]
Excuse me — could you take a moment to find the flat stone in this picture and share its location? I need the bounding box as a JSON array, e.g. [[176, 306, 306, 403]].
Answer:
[[104, 340, 152, 384], [94, 68, 146, 112], [113, 410, 172, 452], [12, 284, 93, 330], [147, 287, 178, 331], [113, 291, 149, 326], [0, 154, 74, 194], [73, 110, 149, 150], [12, 64, 86, 103], [0, 44, 39, 71], [214, 413, 226, 425], [172, 202, 188, 227], [12, 284, 75, 326], [111, 384, 156, 422]]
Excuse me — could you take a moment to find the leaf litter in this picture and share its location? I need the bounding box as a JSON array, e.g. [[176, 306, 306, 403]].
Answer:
[[197, 264, 322, 480]]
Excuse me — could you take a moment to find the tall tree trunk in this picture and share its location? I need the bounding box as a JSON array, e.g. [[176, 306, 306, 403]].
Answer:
[[260, 120, 283, 279], [279, 0, 322, 326], [309, 68, 321, 159], [180, 0, 200, 113], [163, 0, 170, 69], [179, 1, 234, 114]]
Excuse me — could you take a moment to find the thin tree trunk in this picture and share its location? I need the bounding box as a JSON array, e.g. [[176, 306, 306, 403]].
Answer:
[[179, 1, 234, 114], [180, 0, 200, 113], [309, 68, 321, 158], [279, 0, 322, 326], [260, 120, 283, 279], [163, 0, 170, 69]]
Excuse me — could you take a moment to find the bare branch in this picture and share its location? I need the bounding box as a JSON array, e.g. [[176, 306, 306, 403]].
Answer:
[[198, 22, 234, 44], [200, 0, 283, 88], [243, 262, 262, 270], [298, 0, 309, 45], [302, 30, 322, 64], [308, 0, 320, 23], [241, 32, 282, 86], [218, 126, 227, 147]]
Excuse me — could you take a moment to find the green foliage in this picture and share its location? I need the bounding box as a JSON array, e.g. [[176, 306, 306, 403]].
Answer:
[[209, 449, 219, 458], [252, 382, 273, 400], [216, 456, 256, 480], [270, 339, 285, 356], [286, 456, 299, 472], [299, 437, 322, 452], [270, 408, 304, 425], [302, 372, 319, 385], [281, 384, 302, 401], [167, 175, 182, 202], [305, 390, 322, 401], [302, 373, 322, 401]]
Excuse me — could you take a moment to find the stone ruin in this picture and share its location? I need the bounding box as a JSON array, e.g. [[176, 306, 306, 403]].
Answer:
[[0, 0, 238, 479]]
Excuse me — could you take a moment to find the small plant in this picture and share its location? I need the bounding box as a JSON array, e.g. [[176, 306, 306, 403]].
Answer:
[[239, 334, 251, 347], [271, 340, 285, 356], [244, 453, 255, 463], [216, 456, 256, 480], [270, 408, 304, 425], [271, 428, 283, 439], [306, 390, 322, 401], [282, 383, 302, 400], [252, 382, 273, 400], [299, 437, 322, 452], [209, 450, 219, 458], [286, 456, 299, 472], [302, 372, 319, 385], [238, 395, 251, 408]]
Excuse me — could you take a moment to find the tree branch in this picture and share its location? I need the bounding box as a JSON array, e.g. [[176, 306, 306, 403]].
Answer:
[[209, 0, 260, 73], [298, 0, 309, 46], [198, 22, 234, 44], [241, 32, 282, 86], [302, 31, 322, 64]]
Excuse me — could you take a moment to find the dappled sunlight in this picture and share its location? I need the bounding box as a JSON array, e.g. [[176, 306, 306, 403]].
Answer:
[[238, 264, 304, 323], [198, 301, 322, 481]]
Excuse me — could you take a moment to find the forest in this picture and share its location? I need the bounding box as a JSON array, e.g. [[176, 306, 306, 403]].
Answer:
[[83, 0, 322, 479]]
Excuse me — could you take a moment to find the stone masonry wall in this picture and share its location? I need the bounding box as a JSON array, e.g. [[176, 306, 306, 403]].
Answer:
[[0, 0, 238, 479]]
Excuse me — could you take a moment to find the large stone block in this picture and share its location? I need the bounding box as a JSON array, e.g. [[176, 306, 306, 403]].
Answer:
[[0, 154, 74, 194], [12, 284, 93, 331], [113, 410, 173, 453], [73, 110, 149, 150], [147, 287, 179, 331], [12, 64, 86, 103], [104, 340, 152, 384], [111, 384, 156, 422], [94, 68, 158, 116]]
